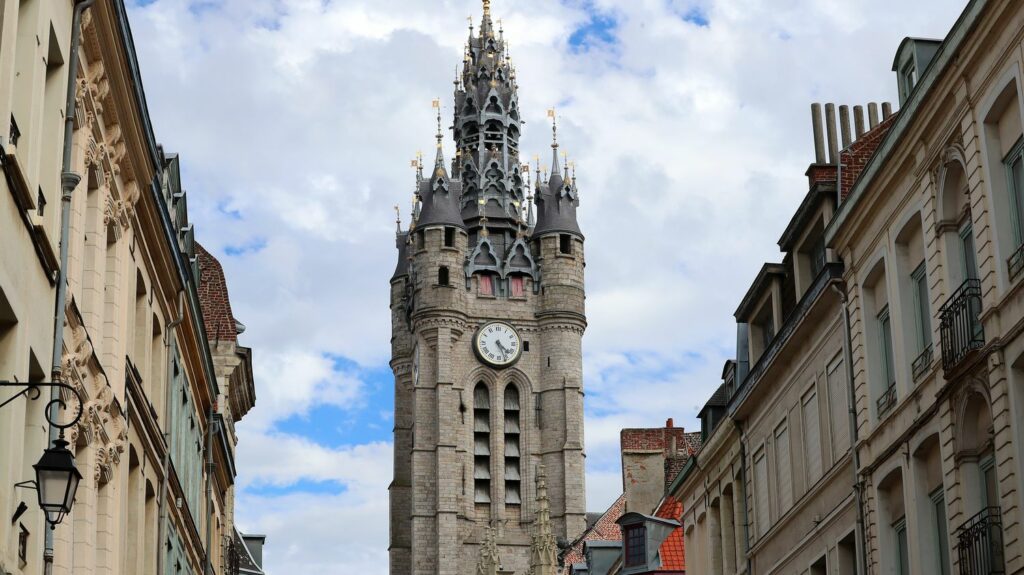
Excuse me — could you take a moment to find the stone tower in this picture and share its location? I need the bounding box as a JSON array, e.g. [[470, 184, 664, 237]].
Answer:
[[388, 2, 587, 574]]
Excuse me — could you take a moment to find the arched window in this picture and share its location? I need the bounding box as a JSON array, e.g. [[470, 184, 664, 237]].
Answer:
[[504, 385, 521, 505], [474, 383, 491, 504]]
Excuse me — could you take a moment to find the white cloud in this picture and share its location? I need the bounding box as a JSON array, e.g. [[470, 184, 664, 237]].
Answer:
[[125, 0, 970, 572]]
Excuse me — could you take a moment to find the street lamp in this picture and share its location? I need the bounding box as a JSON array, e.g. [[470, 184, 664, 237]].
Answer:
[[1, 380, 84, 528], [33, 437, 82, 528]]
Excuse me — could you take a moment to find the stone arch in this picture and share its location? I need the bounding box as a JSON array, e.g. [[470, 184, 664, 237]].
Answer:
[[955, 381, 994, 457]]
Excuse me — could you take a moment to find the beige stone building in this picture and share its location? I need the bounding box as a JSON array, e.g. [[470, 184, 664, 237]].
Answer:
[[389, 2, 587, 574], [0, 1, 256, 574], [680, 1, 1024, 574]]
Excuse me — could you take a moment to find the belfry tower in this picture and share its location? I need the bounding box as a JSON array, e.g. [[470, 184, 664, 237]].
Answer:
[[388, 1, 587, 573]]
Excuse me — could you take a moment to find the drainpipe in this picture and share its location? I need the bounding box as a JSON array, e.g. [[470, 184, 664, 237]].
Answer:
[[204, 406, 216, 574], [44, 2, 94, 573], [831, 280, 868, 575], [736, 420, 752, 575], [157, 290, 185, 575]]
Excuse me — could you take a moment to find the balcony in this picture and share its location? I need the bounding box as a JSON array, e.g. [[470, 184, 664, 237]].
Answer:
[[956, 507, 1004, 575], [876, 384, 897, 418], [1009, 243, 1024, 283], [912, 344, 933, 381], [939, 279, 984, 374]]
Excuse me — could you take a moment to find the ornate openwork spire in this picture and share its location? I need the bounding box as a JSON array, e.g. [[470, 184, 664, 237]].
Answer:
[[528, 465, 559, 575], [476, 525, 504, 575]]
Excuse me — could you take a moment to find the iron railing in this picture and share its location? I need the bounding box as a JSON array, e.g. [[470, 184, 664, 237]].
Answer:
[[876, 384, 897, 418], [957, 507, 1004, 575], [939, 279, 984, 373], [912, 344, 933, 381], [1009, 243, 1024, 283]]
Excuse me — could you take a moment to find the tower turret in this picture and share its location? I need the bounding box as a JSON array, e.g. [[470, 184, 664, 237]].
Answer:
[[533, 114, 582, 238]]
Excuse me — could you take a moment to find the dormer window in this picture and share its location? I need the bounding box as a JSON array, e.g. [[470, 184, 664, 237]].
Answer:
[[510, 276, 525, 297], [624, 524, 646, 567], [901, 62, 917, 101], [479, 275, 494, 296]]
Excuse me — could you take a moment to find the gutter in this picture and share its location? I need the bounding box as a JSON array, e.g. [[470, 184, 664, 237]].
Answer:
[[830, 280, 868, 575], [44, 2, 94, 573], [736, 420, 752, 575]]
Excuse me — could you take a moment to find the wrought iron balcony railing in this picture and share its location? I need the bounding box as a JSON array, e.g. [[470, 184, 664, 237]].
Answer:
[[939, 279, 984, 373], [1009, 243, 1024, 283], [957, 507, 1004, 575], [876, 384, 897, 418], [912, 344, 933, 381]]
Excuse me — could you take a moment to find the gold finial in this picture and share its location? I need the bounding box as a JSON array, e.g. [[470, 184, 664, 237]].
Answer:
[[547, 108, 558, 148], [394, 204, 401, 232], [432, 98, 443, 147], [483, 0, 491, 20]]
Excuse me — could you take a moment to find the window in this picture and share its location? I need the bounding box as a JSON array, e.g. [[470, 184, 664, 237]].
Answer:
[[624, 524, 646, 567], [416, 230, 425, 250], [894, 518, 910, 575], [444, 226, 455, 247], [981, 455, 998, 509], [473, 383, 491, 504], [911, 262, 931, 352], [810, 235, 826, 278], [510, 276, 524, 297], [559, 234, 572, 255], [753, 448, 770, 537], [877, 306, 896, 415], [761, 318, 775, 352], [931, 487, 951, 575], [802, 388, 822, 485], [960, 222, 979, 281], [827, 355, 851, 457], [1008, 138, 1024, 246], [775, 422, 793, 513], [504, 386, 521, 505], [901, 62, 917, 101], [479, 275, 494, 296], [438, 266, 449, 286]]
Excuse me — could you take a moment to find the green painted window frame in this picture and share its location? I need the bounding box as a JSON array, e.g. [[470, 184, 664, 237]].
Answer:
[[1006, 136, 1024, 246], [878, 306, 896, 388], [931, 487, 951, 575], [911, 262, 931, 352], [895, 517, 910, 575]]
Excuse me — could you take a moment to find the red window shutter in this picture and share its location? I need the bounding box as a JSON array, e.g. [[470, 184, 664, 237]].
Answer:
[[511, 276, 524, 297], [479, 275, 493, 295]]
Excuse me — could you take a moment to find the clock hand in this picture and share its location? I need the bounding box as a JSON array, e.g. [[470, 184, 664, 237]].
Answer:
[[496, 341, 510, 356]]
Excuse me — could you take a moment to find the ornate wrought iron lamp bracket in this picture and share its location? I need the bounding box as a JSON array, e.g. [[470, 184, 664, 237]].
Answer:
[[0, 380, 84, 431]]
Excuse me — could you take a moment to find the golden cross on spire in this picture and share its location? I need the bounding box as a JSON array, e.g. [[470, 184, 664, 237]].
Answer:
[[547, 108, 558, 148]]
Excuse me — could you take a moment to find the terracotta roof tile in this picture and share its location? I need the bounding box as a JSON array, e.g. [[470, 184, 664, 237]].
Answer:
[[563, 494, 625, 566], [654, 496, 685, 572]]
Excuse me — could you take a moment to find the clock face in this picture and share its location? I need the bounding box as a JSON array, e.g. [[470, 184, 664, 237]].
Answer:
[[474, 322, 522, 368]]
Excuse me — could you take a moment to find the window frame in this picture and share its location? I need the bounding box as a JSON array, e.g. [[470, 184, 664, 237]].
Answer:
[[1005, 136, 1024, 247], [931, 486, 951, 575], [894, 517, 910, 575], [878, 306, 896, 389], [623, 524, 646, 567], [911, 261, 931, 353]]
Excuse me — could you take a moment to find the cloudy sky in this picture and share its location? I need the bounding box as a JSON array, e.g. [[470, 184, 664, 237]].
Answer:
[[125, 0, 966, 572]]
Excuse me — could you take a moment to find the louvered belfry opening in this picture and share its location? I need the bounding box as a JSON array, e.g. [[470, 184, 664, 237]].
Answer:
[[504, 385, 522, 505], [474, 383, 492, 507]]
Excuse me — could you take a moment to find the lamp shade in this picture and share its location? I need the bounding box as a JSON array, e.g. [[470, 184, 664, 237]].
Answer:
[[33, 438, 82, 527]]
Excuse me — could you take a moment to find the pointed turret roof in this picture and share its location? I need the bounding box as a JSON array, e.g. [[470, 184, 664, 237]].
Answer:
[[417, 105, 465, 229], [533, 114, 582, 237]]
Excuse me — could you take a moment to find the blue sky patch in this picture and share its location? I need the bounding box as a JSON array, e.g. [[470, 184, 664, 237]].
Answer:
[[680, 7, 710, 27], [243, 478, 349, 497], [216, 200, 243, 220], [568, 4, 620, 53], [224, 237, 268, 257]]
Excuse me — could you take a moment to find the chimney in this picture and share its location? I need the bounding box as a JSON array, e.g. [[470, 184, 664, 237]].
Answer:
[[620, 423, 689, 514]]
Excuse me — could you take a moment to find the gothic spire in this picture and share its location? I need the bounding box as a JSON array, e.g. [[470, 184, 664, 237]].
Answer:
[[533, 112, 582, 238], [416, 100, 464, 230], [529, 465, 559, 575]]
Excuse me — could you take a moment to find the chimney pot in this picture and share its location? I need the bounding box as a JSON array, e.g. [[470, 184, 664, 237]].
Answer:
[[666, 418, 674, 428]]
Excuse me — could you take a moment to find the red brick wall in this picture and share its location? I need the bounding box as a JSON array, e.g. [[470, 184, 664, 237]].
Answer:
[[196, 243, 238, 343], [839, 115, 896, 201]]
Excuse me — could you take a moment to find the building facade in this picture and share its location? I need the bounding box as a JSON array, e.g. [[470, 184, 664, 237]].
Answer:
[[388, 2, 587, 574], [0, 2, 256, 574], [680, 1, 1024, 575]]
